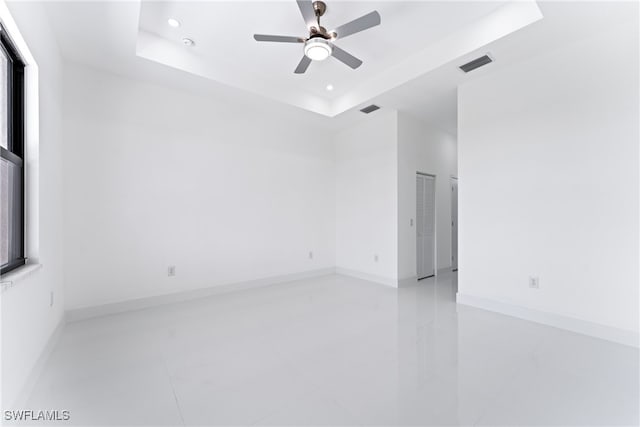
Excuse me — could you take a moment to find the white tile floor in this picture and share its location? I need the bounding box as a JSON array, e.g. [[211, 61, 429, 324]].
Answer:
[[19, 272, 639, 426]]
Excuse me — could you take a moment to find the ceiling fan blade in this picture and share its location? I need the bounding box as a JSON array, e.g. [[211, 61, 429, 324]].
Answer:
[[331, 45, 363, 69], [294, 56, 312, 74], [332, 11, 381, 39], [254, 34, 305, 43], [296, 0, 317, 28]]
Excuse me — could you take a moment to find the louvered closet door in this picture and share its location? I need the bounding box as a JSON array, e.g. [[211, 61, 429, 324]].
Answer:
[[417, 174, 435, 279]]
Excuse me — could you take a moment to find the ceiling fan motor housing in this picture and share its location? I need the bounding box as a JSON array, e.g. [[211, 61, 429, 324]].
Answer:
[[310, 26, 336, 42]]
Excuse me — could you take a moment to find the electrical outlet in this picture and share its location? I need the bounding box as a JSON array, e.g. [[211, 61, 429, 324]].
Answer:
[[168, 266, 176, 277], [50, 291, 54, 307], [374, 254, 379, 263], [529, 276, 539, 289], [309, 251, 314, 260], [410, 218, 414, 227]]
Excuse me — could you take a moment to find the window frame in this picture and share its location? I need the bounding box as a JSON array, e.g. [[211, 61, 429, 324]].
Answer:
[[1, 24, 25, 275]]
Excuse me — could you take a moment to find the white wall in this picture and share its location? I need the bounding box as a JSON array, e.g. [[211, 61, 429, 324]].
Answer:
[[398, 113, 457, 281], [0, 1, 66, 408], [335, 110, 399, 286], [457, 22, 639, 337], [62, 64, 336, 310]]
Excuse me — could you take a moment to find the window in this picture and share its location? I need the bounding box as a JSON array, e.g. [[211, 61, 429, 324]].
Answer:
[[0, 25, 25, 275]]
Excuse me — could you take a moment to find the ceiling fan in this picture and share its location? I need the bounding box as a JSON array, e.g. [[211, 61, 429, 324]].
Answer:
[[253, 0, 381, 74]]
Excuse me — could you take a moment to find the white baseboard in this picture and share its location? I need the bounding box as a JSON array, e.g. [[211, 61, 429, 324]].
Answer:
[[66, 268, 335, 322], [10, 316, 66, 409], [67, 267, 410, 322], [456, 293, 639, 348], [335, 267, 398, 288]]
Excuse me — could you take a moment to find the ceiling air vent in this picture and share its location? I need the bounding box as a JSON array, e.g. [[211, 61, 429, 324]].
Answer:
[[360, 104, 380, 114], [459, 55, 493, 73]]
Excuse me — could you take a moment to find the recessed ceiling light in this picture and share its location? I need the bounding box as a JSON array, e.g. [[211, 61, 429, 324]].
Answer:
[[167, 18, 180, 28], [182, 38, 195, 47], [326, 84, 334, 91]]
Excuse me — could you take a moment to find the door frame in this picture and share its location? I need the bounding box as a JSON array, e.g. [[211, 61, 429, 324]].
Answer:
[[416, 172, 437, 280]]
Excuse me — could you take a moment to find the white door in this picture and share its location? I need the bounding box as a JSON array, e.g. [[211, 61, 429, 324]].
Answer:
[[451, 178, 458, 271], [416, 174, 435, 279]]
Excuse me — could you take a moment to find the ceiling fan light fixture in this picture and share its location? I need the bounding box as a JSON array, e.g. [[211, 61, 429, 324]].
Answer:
[[304, 37, 332, 61]]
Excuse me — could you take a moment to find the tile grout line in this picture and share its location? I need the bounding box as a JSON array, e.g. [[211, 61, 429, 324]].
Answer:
[[162, 356, 187, 427]]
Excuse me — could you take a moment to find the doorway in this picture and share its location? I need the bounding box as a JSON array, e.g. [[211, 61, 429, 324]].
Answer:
[[451, 177, 458, 271], [416, 173, 436, 279]]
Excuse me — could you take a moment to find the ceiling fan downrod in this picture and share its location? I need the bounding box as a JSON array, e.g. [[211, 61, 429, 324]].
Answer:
[[310, 1, 336, 39]]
